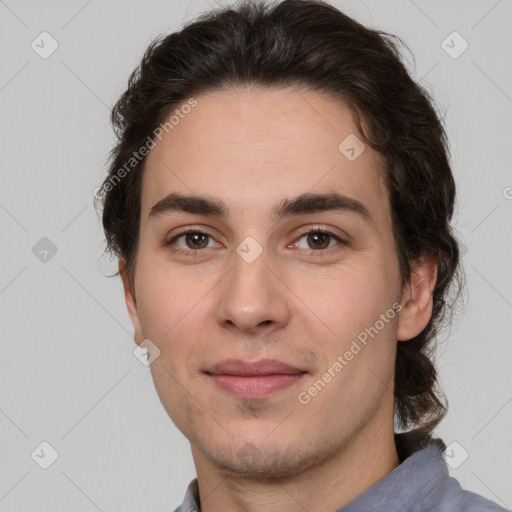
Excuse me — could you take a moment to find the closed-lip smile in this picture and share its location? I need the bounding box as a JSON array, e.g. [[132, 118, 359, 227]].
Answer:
[[204, 358, 307, 399]]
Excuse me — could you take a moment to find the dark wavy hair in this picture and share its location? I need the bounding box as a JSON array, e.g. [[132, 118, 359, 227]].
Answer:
[[95, 0, 464, 449]]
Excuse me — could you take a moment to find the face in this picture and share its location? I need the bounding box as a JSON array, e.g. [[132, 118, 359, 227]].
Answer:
[[122, 86, 424, 479]]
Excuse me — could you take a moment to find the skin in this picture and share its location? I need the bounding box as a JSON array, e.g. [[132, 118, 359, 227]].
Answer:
[[120, 86, 437, 512]]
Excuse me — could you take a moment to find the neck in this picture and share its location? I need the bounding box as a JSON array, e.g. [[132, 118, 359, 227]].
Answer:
[[192, 421, 399, 512]]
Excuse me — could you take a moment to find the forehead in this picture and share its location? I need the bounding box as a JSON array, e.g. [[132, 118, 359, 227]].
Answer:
[[141, 86, 388, 223]]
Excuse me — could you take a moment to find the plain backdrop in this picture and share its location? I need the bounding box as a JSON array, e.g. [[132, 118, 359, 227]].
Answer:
[[1, 0, 511, 510]]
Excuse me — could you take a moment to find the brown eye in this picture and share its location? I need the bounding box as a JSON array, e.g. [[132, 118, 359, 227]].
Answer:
[[184, 232, 210, 249], [295, 230, 343, 251], [166, 230, 218, 252], [307, 232, 331, 250]]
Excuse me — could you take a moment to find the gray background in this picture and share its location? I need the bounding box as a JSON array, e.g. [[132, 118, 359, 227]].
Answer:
[[1, 0, 511, 510]]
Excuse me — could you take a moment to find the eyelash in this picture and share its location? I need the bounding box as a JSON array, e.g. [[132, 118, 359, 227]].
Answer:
[[164, 227, 346, 257]]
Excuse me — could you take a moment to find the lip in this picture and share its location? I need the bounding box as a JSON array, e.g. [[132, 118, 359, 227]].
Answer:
[[205, 358, 307, 399], [207, 358, 306, 376]]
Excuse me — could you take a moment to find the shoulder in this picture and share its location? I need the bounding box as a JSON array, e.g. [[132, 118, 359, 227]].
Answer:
[[395, 435, 507, 512], [436, 474, 509, 511]]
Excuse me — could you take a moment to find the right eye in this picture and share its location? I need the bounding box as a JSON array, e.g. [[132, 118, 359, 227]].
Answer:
[[165, 229, 221, 254]]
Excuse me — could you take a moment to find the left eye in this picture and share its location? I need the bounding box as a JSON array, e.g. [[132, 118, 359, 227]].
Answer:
[[294, 230, 343, 250]]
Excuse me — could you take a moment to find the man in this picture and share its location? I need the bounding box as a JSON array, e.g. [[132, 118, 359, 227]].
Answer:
[[96, 0, 507, 510]]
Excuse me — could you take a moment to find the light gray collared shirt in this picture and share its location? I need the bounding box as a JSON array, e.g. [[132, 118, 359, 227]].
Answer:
[[173, 439, 508, 511]]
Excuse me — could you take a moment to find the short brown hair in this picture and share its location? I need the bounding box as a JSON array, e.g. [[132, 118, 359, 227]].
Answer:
[[96, 0, 464, 448]]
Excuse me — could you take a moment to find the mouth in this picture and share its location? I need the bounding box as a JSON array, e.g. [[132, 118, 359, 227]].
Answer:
[[204, 358, 307, 399]]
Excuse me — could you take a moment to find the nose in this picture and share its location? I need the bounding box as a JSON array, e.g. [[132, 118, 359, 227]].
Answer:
[[216, 246, 291, 336]]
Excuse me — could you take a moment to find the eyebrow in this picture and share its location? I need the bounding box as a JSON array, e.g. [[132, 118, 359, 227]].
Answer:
[[149, 191, 371, 223]]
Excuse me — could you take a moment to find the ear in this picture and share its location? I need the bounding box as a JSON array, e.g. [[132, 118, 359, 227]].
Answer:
[[119, 258, 145, 346], [396, 255, 438, 341]]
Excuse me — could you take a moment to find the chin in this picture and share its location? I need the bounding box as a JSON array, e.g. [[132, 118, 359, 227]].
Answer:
[[193, 433, 336, 482]]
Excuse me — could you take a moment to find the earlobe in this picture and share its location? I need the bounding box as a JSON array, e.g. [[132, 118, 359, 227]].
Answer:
[[396, 255, 438, 342], [119, 259, 145, 346]]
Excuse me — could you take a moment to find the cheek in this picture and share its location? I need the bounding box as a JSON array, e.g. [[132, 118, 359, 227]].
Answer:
[[134, 259, 219, 378], [134, 268, 211, 426], [295, 264, 399, 424], [134, 251, 207, 336], [291, 257, 399, 340]]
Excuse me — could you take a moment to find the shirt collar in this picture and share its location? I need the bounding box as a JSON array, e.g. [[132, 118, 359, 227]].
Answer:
[[177, 477, 200, 512]]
